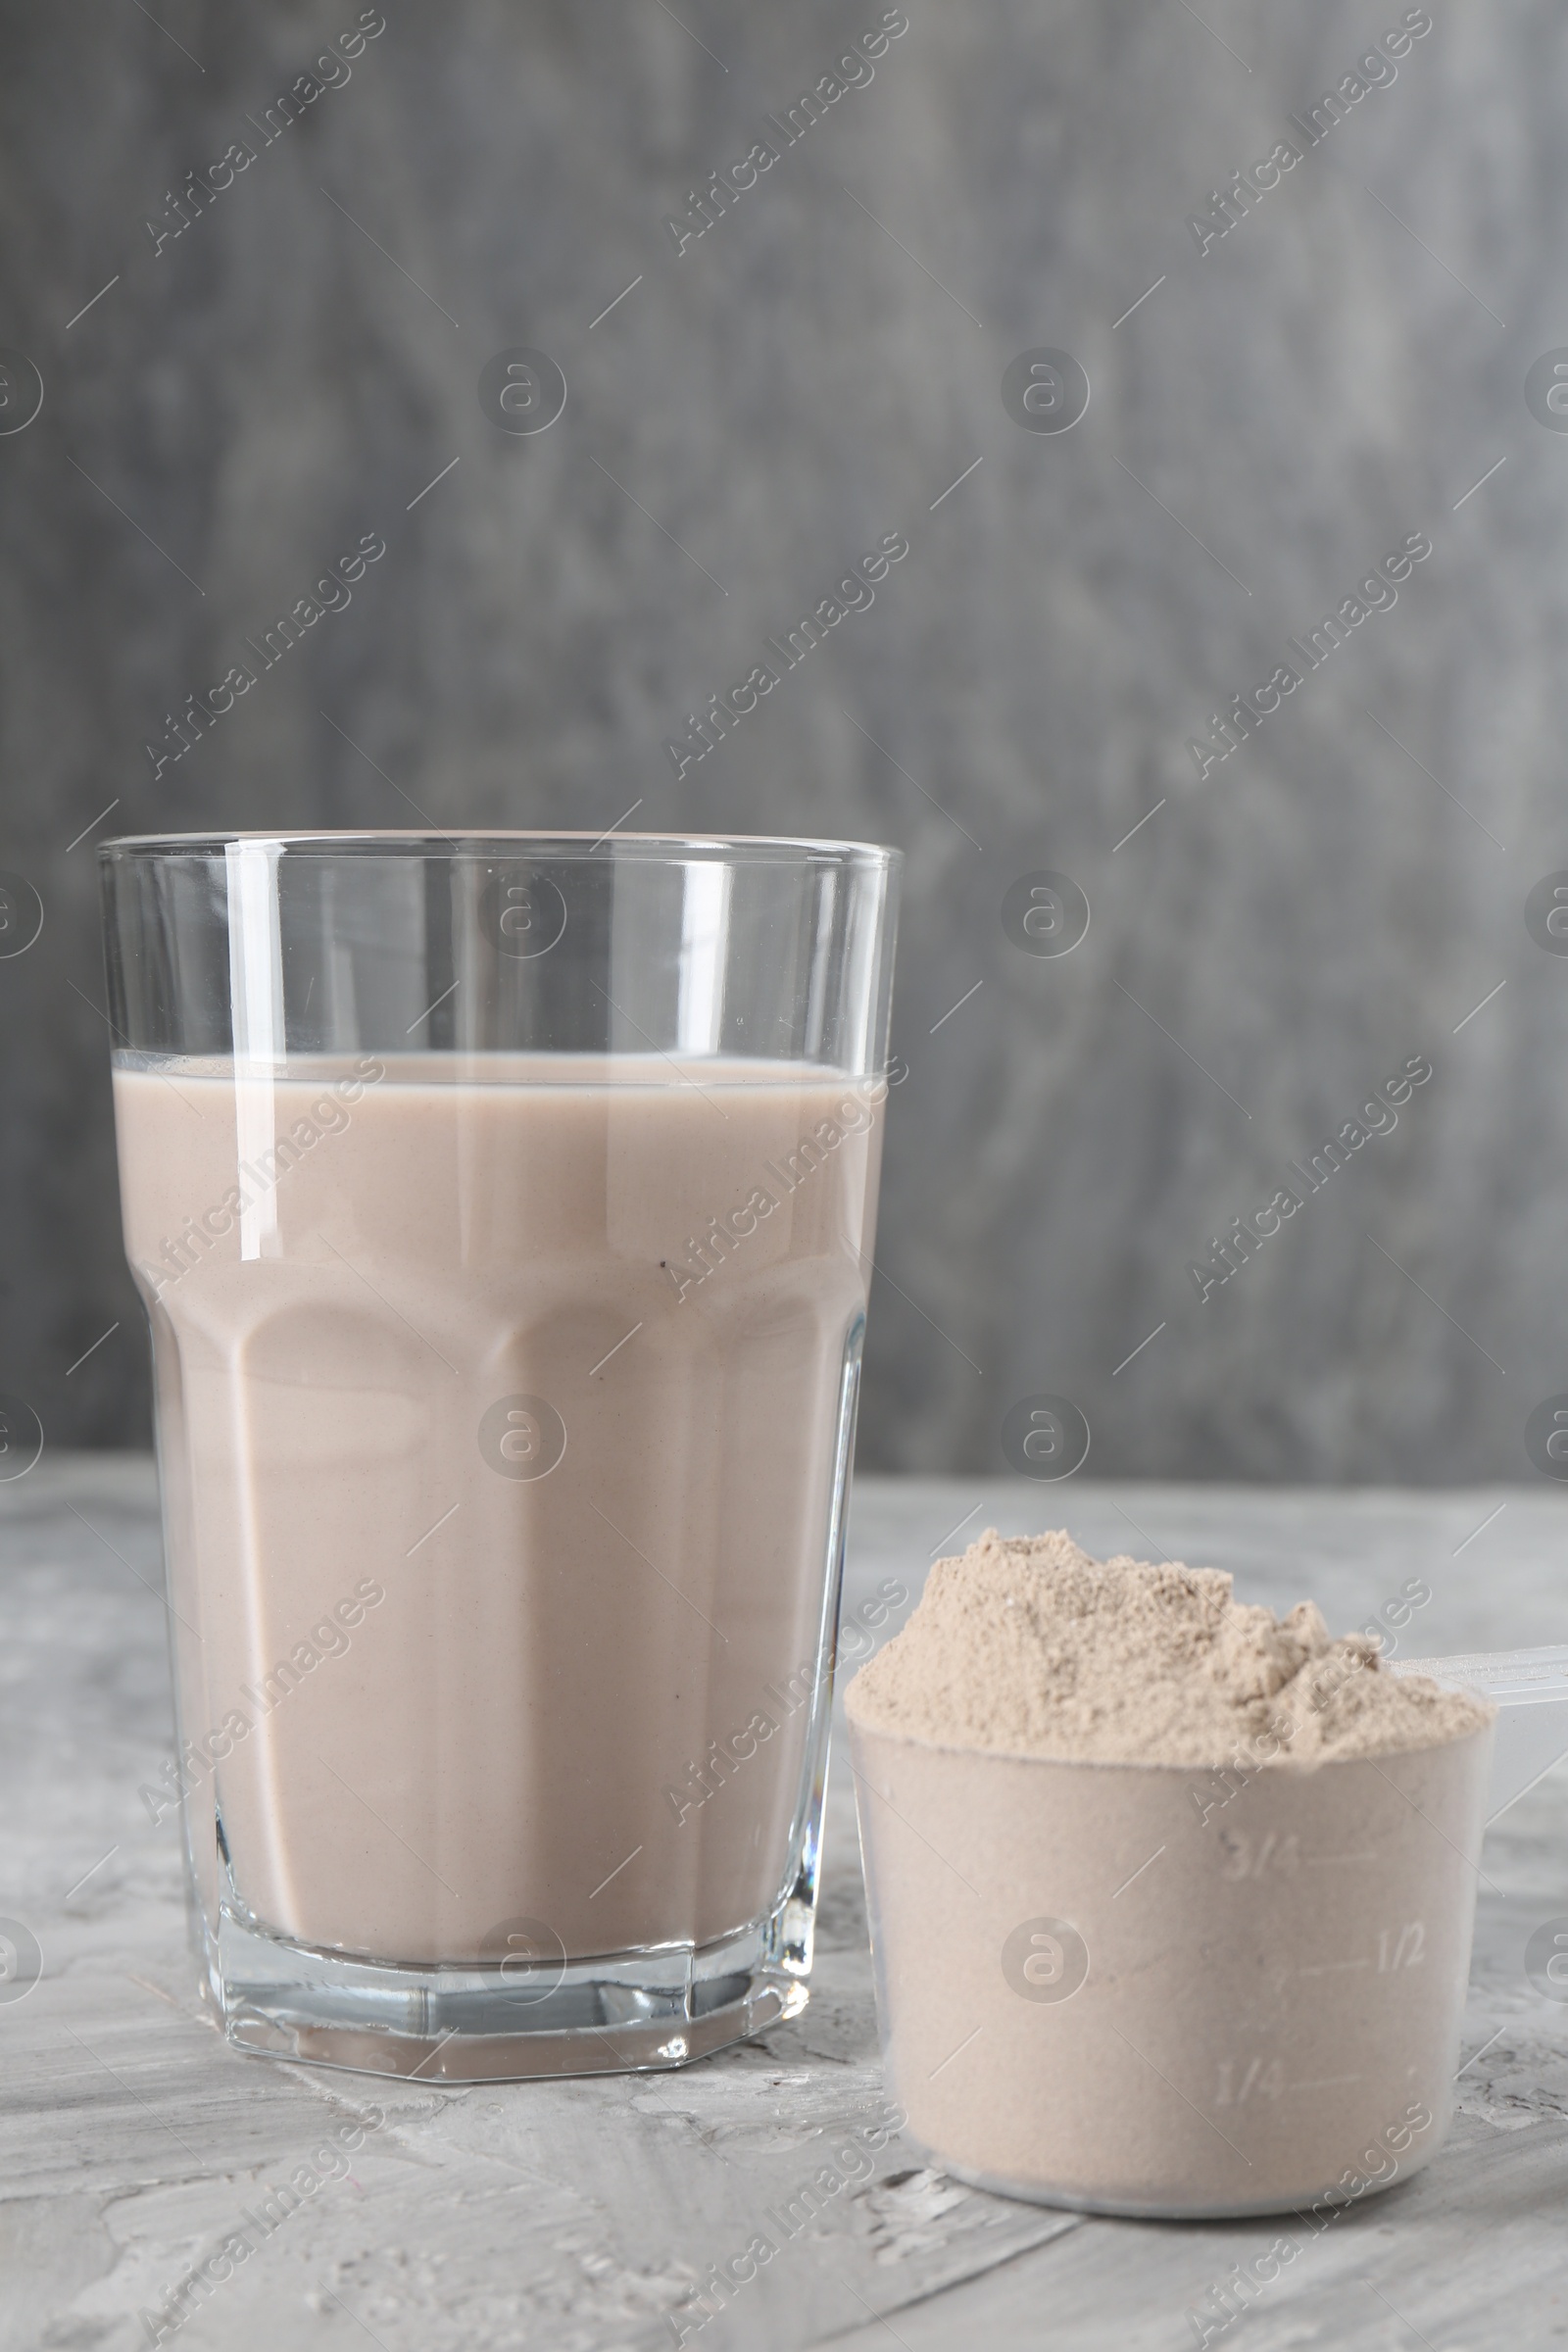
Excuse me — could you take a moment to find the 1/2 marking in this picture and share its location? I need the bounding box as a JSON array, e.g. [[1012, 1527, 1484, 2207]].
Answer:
[[1376, 1921, 1425, 1972]]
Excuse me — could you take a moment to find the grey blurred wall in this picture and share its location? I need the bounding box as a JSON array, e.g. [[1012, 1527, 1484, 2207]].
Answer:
[[0, 0, 1562, 1483]]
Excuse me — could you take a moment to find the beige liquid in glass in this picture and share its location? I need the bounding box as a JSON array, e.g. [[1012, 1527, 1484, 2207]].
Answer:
[[113, 1054, 881, 1966]]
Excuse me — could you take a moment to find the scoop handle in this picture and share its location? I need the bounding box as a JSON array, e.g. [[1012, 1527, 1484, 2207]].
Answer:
[[1392, 1645, 1568, 1822]]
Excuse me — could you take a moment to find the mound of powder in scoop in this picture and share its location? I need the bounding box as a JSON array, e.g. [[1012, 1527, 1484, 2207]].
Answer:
[[846, 1528, 1492, 1766]]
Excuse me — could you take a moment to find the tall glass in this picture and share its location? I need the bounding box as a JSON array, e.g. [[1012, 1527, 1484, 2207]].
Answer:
[[100, 832, 899, 2080]]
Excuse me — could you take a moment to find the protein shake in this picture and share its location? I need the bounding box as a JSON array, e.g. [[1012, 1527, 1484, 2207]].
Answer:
[[115, 1052, 883, 1968]]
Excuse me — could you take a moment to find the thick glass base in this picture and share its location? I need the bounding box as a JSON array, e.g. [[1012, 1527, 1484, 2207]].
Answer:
[[211, 1903, 810, 2081]]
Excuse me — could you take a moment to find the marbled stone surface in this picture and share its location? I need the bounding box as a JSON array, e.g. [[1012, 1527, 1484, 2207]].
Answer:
[[2, 1459, 1566, 2348], [0, 2, 1560, 1480]]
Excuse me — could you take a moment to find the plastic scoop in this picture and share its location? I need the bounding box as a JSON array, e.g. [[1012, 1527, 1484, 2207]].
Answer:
[[1393, 1644, 1568, 1822]]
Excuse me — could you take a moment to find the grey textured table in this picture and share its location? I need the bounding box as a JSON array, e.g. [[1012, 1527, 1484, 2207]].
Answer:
[[4, 1463, 1567, 2350]]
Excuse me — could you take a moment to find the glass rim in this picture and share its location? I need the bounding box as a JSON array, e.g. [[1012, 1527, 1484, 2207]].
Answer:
[[98, 828, 901, 867]]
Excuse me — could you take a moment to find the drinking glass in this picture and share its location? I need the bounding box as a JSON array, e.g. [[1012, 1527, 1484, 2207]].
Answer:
[[101, 831, 899, 2080]]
